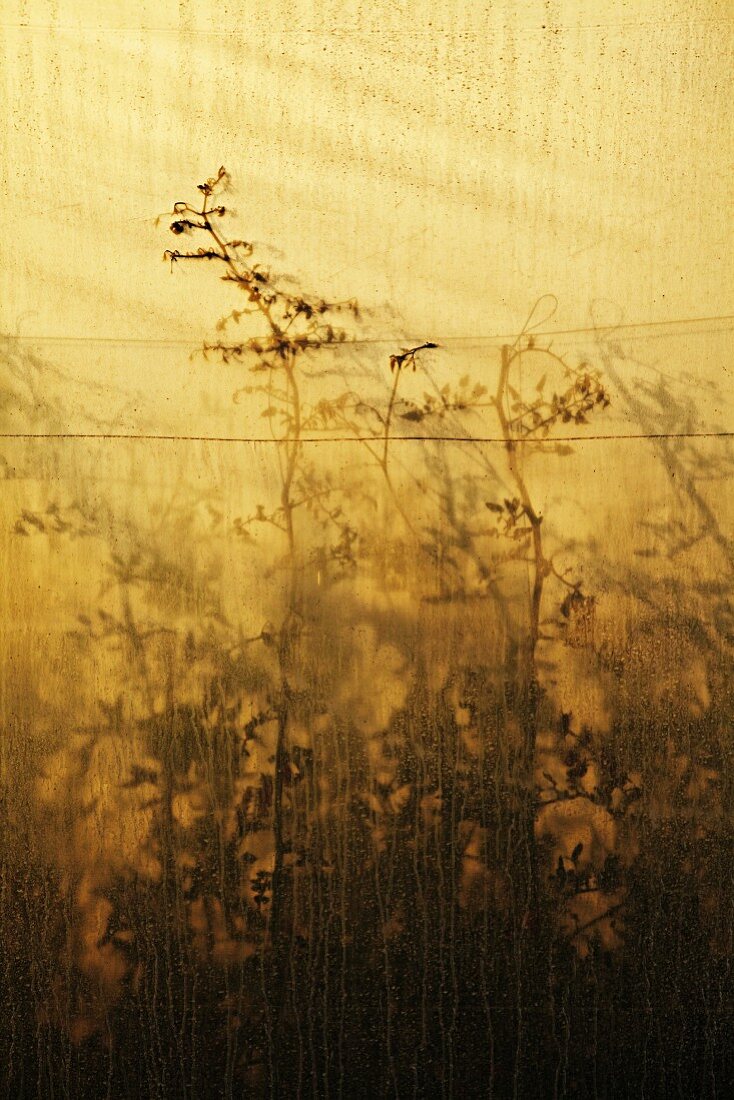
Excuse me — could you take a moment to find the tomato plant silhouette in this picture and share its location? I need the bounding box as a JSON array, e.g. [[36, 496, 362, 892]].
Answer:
[[1, 169, 732, 1099]]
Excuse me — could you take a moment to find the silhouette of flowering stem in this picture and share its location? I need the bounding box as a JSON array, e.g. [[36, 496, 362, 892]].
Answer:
[[162, 169, 362, 1000]]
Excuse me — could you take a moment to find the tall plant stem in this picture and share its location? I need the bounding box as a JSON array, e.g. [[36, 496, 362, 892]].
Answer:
[[270, 354, 302, 963], [495, 345, 549, 668], [494, 344, 545, 925], [196, 187, 302, 975]]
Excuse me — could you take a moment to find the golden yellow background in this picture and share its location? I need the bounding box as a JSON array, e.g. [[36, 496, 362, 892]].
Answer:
[[2, 1, 732, 344], [1, 4, 733, 1088], [2, 0, 732, 627]]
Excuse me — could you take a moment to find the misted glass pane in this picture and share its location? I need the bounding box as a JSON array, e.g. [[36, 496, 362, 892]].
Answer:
[[1, 6, 732, 1097]]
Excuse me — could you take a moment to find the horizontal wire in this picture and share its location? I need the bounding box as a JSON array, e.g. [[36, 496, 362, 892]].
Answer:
[[4, 313, 734, 350], [1, 431, 732, 445]]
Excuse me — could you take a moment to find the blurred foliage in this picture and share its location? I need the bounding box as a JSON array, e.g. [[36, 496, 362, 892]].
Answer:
[[0, 174, 732, 1098]]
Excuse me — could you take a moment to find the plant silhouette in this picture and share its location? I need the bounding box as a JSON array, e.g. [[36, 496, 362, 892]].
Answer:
[[1, 170, 733, 1099]]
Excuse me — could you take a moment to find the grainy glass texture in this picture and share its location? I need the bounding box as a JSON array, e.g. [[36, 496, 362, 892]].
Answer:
[[1, 2, 733, 1097]]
